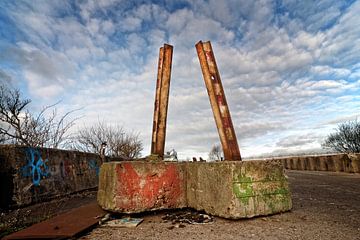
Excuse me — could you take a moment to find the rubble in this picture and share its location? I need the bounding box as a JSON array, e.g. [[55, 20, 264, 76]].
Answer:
[[162, 210, 214, 225]]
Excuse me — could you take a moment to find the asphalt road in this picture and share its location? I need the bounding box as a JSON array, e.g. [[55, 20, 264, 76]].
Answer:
[[80, 170, 360, 240]]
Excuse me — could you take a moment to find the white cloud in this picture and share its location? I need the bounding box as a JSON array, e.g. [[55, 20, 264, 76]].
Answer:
[[318, 1, 360, 66], [1, 0, 359, 159], [293, 31, 325, 51], [120, 17, 142, 32], [310, 65, 351, 78], [276, 133, 323, 148]]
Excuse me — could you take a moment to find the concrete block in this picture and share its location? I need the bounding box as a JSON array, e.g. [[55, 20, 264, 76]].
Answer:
[[97, 162, 187, 213], [304, 157, 311, 170], [333, 154, 344, 172], [348, 154, 360, 173], [345, 155, 353, 173], [326, 155, 336, 172], [296, 157, 305, 169], [97, 160, 292, 219], [313, 157, 321, 171], [187, 160, 292, 219], [289, 158, 296, 169], [319, 156, 328, 171]]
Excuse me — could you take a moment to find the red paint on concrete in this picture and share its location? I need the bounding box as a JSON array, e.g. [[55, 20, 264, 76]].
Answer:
[[142, 164, 183, 208], [116, 163, 141, 209], [115, 163, 184, 211]]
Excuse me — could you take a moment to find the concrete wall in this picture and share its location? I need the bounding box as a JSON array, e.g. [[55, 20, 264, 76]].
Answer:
[[0, 145, 102, 209], [279, 154, 360, 173]]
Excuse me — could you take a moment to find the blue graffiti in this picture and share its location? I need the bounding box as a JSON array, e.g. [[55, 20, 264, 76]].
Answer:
[[21, 148, 50, 186], [88, 159, 100, 176]]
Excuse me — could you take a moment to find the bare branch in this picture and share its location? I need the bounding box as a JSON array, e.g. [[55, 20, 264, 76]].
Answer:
[[73, 121, 143, 159], [0, 85, 79, 148], [209, 144, 223, 161], [322, 119, 360, 153]]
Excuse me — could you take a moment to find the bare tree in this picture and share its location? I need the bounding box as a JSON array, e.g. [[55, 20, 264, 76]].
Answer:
[[73, 121, 143, 159], [209, 144, 223, 161], [322, 119, 360, 153], [0, 85, 77, 148], [0, 86, 31, 144]]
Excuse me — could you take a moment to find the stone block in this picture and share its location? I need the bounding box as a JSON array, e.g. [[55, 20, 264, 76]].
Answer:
[[97, 162, 187, 213], [348, 154, 360, 173], [186, 160, 292, 218], [97, 160, 292, 219]]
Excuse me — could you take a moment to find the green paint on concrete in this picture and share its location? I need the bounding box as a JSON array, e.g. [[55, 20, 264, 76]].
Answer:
[[232, 174, 254, 205], [232, 168, 291, 214], [258, 184, 292, 213]]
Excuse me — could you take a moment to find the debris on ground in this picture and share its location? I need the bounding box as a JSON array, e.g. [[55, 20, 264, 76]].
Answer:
[[167, 223, 186, 230], [101, 218, 144, 228], [98, 213, 111, 225], [162, 210, 214, 225]]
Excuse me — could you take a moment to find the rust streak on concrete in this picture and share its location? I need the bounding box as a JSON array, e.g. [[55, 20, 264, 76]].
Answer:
[[195, 41, 241, 161]]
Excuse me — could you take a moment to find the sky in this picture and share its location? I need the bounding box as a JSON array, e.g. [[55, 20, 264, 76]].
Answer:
[[0, 0, 359, 159]]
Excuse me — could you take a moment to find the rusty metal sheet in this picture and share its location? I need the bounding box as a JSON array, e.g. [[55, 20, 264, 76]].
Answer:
[[195, 40, 241, 161], [151, 44, 173, 158], [3, 202, 106, 239]]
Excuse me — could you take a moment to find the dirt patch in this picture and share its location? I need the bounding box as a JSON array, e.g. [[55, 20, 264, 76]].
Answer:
[[0, 190, 97, 238]]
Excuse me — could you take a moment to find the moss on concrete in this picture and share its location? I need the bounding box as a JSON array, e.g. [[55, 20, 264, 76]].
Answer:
[[232, 174, 253, 205]]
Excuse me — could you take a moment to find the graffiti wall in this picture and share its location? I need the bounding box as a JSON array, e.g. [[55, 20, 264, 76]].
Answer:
[[0, 145, 102, 209]]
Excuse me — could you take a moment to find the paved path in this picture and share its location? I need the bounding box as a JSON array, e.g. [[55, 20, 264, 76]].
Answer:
[[80, 170, 360, 240]]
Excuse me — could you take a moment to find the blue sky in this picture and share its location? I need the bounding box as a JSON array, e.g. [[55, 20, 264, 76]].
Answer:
[[0, 0, 359, 159]]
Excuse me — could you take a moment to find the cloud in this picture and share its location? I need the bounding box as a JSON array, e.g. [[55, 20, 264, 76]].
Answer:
[[0, 0, 359, 159], [278, 0, 351, 32], [0, 43, 77, 98], [276, 133, 322, 148], [167, 9, 235, 49], [318, 1, 360, 66], [310, 65, 351, 78], [0, 69, 12, 86], [325, 114, 360, 125]]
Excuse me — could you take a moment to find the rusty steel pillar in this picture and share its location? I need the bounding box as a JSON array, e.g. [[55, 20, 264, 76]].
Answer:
[[151, 44, 173, 158], [195, 41, 241, 161]]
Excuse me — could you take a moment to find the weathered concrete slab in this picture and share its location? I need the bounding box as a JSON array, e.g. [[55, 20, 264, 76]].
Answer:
[[98, 162, 187, 213], [97, 160, 292, 219], [186, 160, 291, 218]]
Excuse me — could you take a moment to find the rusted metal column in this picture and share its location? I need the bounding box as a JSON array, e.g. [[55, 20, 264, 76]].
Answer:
[[151, 44, 173, 158], [195, 41, 241, 161]]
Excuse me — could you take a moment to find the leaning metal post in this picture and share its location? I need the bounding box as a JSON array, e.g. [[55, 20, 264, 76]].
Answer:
[[151, 44, 173, 158], [195, 41, 241, 161]]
